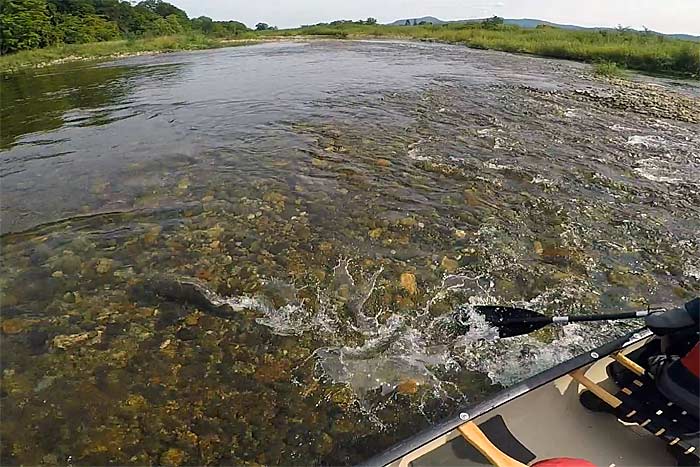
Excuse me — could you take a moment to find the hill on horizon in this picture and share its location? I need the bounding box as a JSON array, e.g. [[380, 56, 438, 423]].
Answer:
[[387, 17, 700, 42]]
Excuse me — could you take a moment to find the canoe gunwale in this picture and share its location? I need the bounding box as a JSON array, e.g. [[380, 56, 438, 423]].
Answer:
[[359, 327, 653, 467]]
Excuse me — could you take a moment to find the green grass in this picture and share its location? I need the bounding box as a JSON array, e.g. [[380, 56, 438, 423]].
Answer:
[[593, 61, 628, 78], [0, 34, 259, 73], [2, 24, 699, 77], [276, 23, 700, 77]]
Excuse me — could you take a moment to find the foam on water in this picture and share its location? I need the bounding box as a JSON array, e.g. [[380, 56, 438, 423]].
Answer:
[[685, 263, 700, 280], [626, 135, 666, 148], [316, 319, 452, 397], [407, 139, 433, 161], [634, 156, 684, 183], [457, 320, 632, 387], [216, 261, 637, 409]]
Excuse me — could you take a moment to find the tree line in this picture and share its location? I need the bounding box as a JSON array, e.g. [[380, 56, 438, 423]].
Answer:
[[300, 18, 377, 28], [0, 0, 250, 54]]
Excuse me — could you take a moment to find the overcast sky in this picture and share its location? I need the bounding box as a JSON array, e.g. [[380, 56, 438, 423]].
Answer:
[[169, 0, 700, 35]]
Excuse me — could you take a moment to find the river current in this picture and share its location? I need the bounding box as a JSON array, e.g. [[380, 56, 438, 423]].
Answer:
[[1, 40, 699, 465]]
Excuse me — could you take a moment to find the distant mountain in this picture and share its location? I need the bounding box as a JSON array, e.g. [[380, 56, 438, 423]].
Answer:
[[388, 17, 700, 42], [505, 19, 580, 29], [388, 16, 445, 26], [668, 33, 700, 42]]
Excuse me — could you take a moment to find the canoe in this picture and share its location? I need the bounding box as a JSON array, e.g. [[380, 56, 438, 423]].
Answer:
[[362, 328, 700, 467]]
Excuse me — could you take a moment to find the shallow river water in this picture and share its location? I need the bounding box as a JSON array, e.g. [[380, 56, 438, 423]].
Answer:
[[1, 40, 699, 465]]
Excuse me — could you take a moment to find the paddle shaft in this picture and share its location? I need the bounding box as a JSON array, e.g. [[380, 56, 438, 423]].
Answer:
[[498, 309, 659, 326]]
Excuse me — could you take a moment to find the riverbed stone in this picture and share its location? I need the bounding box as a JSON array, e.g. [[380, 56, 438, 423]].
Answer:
[[160, 448, 186, 466], [400, 272, 418, 295], [1, 317, 31, 334], [396, 379, 419, 395], [95, 258, 114, 274], [54, 252, 82, 275], [52, 331, 96, 350], [440, 256, 459, 272]]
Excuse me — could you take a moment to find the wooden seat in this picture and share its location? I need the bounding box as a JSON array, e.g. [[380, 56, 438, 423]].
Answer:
[[458, 421, 528, 467]]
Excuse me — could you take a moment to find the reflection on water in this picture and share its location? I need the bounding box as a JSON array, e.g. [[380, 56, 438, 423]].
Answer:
[[1, 62, 151, 148], [1, 41, 699, 465]]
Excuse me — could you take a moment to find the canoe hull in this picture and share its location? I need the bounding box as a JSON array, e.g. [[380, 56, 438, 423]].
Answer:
[[362, 328, 676, 467]]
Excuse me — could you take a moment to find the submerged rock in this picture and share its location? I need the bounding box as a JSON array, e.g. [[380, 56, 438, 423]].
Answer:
[[440, 256, 459, 273], [1, 317, 31, 335], [368, 228, 383, 239], [175, 327, 196, 341], [400, 272, 418, 296], [533, 240, 544, 255], [137, 276, 245, 320], [26, 329, 49, 354], [51, 252, 82, 275], [396, 379, 419, 395], [159, 448, 186, 466], [143, 225, 162, 245], [1, 292, 19, 308], [95, 258, 114, 274], [314, 432, 334, 456], [52, 331, 100, 350]]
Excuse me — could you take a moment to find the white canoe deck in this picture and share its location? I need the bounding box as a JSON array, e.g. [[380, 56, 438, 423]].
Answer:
[[390, 345, 675, 467]]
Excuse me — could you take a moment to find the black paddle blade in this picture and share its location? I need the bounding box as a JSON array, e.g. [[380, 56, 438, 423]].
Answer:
[[474, 306, 549, 338]]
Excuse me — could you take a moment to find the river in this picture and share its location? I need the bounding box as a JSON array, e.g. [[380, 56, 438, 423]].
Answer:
[[1, 40, 699, 465]]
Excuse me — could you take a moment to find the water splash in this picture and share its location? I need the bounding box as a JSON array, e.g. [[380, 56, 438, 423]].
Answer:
[[458, 320, 641, 387], [626, 135, 666, 148], [243, 261, 635, 406]]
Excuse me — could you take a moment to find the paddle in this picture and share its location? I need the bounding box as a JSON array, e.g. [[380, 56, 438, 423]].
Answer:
[[469, 305, 665, 338]]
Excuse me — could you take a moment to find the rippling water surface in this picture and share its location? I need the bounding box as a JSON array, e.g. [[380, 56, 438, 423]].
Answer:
[[1, 41, 699, 465]]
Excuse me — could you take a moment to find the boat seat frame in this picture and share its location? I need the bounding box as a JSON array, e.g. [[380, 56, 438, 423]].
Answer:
[[457, 422, 528, 467], [363, 329, 661, 467], [397, 419, 530, 467], [571, 351, 699, 463]]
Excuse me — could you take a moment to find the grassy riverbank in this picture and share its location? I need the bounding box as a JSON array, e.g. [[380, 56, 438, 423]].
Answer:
[[0, 34, 258, 73], [274, 23, 700, 76], [2, 24, 699, 77]]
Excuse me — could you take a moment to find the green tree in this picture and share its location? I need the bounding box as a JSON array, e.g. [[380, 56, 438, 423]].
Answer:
[[191, 15, 213, 34], [147, 13, 184, 35], [482, 15, 504, 29], [137, 0, 187, 20], [165, 13, 185, 32], [129, 5, 162, 35], [92, 0, 148, 35], [255, 22, 269, 31], [54, 12, 119, 43], [0, 0, 254, 53], [46, 0, 95, 15], [366, 17, 377, 25], [219, 20, 247, 36], [0, 0, 52, 53]]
